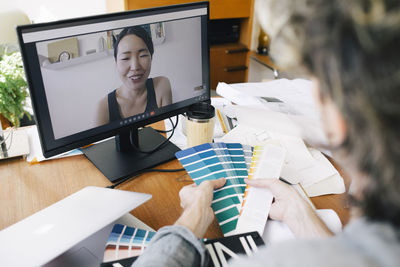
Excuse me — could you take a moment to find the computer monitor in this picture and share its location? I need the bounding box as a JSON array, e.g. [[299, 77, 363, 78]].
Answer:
[[17, 2, 210, 182]]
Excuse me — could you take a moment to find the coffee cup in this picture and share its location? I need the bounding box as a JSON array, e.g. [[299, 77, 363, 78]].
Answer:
[[185, 102, 215, 147]]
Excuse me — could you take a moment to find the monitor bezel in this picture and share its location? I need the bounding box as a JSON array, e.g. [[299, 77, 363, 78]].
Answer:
[[17, 2, 210, 157]]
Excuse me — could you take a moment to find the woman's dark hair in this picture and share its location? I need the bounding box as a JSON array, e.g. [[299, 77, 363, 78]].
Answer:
[[268, 0, 400, 231], [113, 26, 154, 60]]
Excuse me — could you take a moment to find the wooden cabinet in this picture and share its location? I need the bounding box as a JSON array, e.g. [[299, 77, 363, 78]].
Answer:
[[210, 43, 248, 88], [107, 0, 254, 89]]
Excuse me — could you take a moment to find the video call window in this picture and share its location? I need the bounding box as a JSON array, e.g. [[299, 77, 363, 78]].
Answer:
[[35, 16, 205, 139]]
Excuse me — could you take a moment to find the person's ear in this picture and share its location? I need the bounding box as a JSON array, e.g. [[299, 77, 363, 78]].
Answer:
[[312, 79, 347, 147]]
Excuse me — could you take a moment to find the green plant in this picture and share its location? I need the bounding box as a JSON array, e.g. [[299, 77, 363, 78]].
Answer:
[[0, 51, 30, 127]]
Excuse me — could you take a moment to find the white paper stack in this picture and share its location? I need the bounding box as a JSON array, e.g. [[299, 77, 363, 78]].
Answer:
[[218, 80, 346, 197]]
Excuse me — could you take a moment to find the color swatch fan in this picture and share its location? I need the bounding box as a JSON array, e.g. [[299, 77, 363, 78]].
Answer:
[[103, 224, 156, 262], [176, 143, 249, 235], [176, 142, 286, 237]]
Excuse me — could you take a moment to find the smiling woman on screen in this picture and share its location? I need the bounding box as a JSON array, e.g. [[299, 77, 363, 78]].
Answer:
[[97, 26, 172, 125]]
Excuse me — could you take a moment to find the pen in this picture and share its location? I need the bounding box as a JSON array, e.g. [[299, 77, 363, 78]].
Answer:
[[279, 177, 315, 209], [279, 177, 292, 185], [216, 108, 228, 134]]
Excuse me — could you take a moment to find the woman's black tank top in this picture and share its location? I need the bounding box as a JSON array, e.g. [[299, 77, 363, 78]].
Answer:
[[107, 78, 158, 121]]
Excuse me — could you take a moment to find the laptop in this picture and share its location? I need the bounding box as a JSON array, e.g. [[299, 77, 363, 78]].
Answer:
[[0, 186, 151, 266]]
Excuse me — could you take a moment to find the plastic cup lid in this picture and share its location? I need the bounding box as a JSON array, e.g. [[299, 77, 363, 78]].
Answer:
[[186, 102, 215, 120]]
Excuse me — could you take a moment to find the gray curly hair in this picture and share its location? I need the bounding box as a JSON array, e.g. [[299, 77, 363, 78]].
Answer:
[[258, 0, 400, 232]]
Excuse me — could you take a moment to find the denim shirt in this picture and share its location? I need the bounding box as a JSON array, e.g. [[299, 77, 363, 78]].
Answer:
[[132, 225, 209, 267], [133, 218, 400, 267]]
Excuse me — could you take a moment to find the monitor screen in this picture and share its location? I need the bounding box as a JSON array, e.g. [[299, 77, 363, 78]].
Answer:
[[17, 2, 209, 182]]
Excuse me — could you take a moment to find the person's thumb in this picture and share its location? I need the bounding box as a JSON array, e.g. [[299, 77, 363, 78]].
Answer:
[[211, 178, 226, 189]]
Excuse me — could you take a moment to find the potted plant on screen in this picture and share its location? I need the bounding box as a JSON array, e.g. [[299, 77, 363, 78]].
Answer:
[[0, 51, 31, 128]]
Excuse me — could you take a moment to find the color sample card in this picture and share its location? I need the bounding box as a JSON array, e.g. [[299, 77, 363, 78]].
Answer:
[[176, 143, 246, 235], [103, 224, 156, 262], [211, 143, 246, 196], [242, 144, 254, 172], [240, 145, 264, 216], [236, 144, 286, 235], [225, 143, 248, 184]]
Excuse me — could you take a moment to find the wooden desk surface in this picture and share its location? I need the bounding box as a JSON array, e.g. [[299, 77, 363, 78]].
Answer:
[[0, 127, 350, 238]]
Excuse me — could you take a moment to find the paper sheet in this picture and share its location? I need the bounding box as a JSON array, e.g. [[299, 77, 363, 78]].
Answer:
[[221, 124, 272, 147], [217, 80, 329, 146], [262, 209, 342, 245], [221, 124, 344, 196], [302, 173, 346, 197], [0, 127, 30, 159], [216, 82, 267, 108], [280, 147, 338, 186], [26, 125, 82, 163], [234, 105, 302, 138], [269, 132, 315, 184], [221, 79, 317, 119]]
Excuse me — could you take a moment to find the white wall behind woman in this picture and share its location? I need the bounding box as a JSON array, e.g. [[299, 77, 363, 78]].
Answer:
[[150, 18, 203, 104], [41, 55, 119, 139]]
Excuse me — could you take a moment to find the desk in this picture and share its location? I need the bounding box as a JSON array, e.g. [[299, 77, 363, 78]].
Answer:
[[0, 123, 350, 238], [250, 51, 278, 72]]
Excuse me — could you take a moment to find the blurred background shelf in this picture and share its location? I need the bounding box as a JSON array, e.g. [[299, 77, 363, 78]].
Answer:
[[42, 49, 113, 70]]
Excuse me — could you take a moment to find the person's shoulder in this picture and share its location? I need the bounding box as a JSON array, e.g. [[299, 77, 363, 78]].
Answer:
[[152, 76, 172, 106], [98, 94, 110, 111], [153, 76, 171, 90], [96, 94, 110, 125]]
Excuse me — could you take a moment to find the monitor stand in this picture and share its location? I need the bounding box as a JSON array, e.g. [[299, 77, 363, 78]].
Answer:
[[81, 127, 180, 183]]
